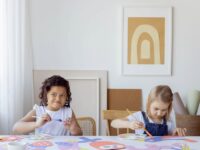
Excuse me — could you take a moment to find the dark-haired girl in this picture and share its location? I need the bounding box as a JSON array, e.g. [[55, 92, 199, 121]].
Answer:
[[13, 75, 82, 136]]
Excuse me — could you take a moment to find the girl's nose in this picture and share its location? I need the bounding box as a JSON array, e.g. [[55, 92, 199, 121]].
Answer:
[[56, 95, 61, 101], [157, 111, 162, 116]]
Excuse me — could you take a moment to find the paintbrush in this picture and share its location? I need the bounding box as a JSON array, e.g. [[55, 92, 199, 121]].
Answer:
[[32, 116, 63, 122], [126, 109, 153, 137]]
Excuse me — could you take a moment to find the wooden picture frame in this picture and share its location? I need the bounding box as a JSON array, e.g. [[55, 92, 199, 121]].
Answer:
[[122, 6, 172, 75]]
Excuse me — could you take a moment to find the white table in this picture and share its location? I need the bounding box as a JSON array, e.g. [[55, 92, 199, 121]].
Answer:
[[0, 135, 200, 150]]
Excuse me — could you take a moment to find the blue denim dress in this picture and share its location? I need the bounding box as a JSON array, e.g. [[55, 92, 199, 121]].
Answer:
[[141, 111, 168, 136]]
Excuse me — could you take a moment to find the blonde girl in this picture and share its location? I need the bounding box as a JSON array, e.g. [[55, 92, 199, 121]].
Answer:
[[111, 85, 186, 136]]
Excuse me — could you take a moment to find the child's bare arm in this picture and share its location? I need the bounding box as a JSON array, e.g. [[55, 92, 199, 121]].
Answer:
[[64, 111, 82, 136], [12, 110, 51, 134], [111, 118, 130, 129], [111, 118, 144, 130], [12, 110, 37, 134]]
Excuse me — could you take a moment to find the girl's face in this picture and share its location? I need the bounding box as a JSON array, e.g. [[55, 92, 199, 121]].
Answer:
[[149, 100, 170, 120], [46, 86, 67, 111]]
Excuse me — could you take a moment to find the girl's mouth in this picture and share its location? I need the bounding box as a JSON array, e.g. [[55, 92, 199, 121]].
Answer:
[[53, 102, 61, 105]]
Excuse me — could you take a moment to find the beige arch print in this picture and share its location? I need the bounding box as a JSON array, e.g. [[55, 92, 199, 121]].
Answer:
[[131, 24, 160, 64]]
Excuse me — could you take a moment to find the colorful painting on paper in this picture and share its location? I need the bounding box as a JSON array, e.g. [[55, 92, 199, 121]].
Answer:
[[90, 141, 126, 150], [0, 135, 24, 142], [126, 143, 190, 150], [128, 17, 165, 65]]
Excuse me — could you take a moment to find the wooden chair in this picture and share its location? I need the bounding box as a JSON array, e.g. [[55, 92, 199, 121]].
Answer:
[[102, 110, 135, 136], [176, 114, 200, 136], [77, 117, 96, 136]]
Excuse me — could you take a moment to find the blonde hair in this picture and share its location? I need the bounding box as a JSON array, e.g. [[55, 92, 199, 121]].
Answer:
[[146, 85, 173, 120]]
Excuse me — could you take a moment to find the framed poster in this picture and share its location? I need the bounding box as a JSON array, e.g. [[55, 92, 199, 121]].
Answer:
[[122, 6, 172, 75]]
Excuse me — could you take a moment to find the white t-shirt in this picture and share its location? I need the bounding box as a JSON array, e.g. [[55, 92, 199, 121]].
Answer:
[[33, 104, 72, 136], [127, 110, 176, 135]]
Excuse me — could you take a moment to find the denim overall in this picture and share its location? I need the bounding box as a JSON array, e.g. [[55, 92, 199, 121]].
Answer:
[[141, 111, 168, 136]]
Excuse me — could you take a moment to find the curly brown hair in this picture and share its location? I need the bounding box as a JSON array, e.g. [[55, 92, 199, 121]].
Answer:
[[39, 75, 72, 107]]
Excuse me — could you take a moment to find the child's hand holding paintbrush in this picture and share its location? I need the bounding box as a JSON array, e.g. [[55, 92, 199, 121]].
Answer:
[[126, 109, 153, 137], [127, 120, 144, 130], [32, 113, 52, 128]]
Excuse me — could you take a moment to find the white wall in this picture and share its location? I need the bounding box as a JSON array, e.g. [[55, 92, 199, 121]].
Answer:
[[30, 0, 200, 108]]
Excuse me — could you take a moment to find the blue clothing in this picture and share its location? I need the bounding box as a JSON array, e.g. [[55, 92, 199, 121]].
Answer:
[[141, 111, 168, 136]]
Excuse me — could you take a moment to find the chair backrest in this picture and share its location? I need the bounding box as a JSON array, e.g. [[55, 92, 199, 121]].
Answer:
[[176, 114, 200, 136], [102, 110, 135, 136], [77, 117, 96, 136]]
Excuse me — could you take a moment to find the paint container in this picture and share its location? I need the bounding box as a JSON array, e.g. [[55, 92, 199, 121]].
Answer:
[[7, 142, 26, 150]]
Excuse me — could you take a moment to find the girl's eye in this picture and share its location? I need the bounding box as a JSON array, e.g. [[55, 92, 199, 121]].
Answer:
[[161, 110, 167, 112], [60, 94, 66, 97], [51, 93, 57, 97], [50, 93, 66, 97]]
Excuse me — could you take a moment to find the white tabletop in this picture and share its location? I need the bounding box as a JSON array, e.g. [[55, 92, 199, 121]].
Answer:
[[0, 134, 200, 150]]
